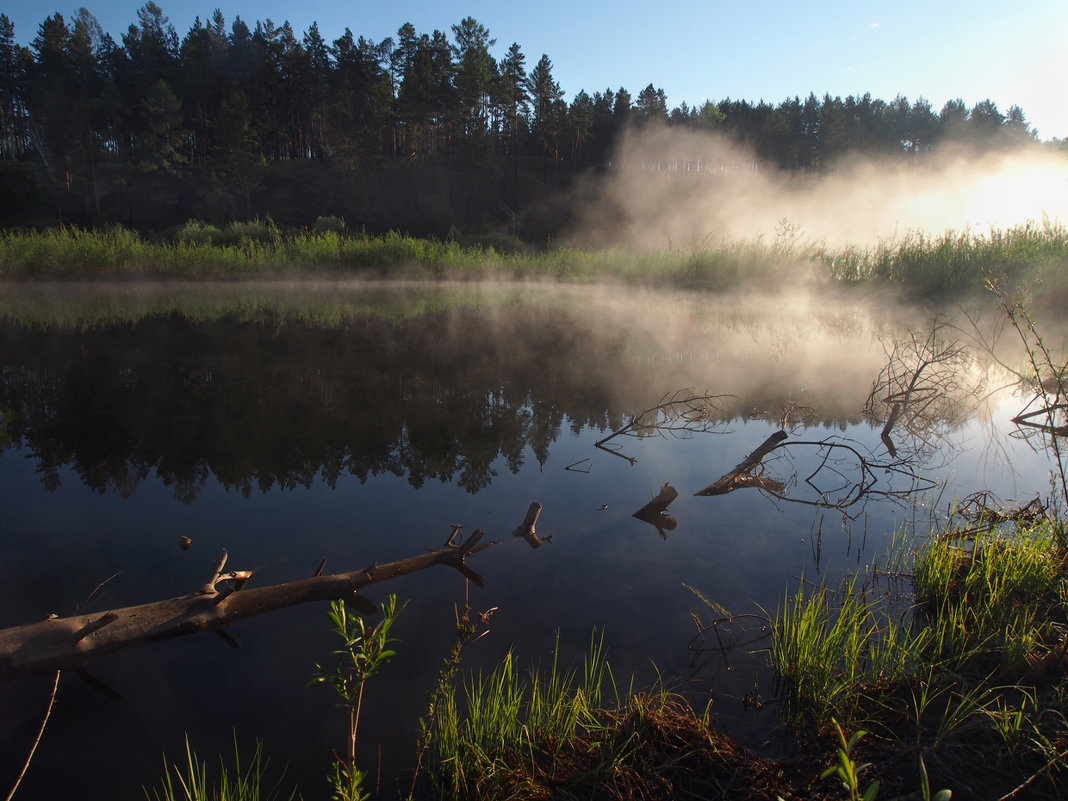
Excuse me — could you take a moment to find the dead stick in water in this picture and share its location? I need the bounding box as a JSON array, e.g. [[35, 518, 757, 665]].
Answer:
[[3, 669, 60, 801], [695, 430, 788, 496]]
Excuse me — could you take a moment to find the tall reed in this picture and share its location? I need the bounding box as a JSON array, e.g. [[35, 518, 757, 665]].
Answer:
[[8, 220, 1063, 292], [432, 630, 622, 798], [823, 219, 1068, 297], [144, 734, 295, 801], [771, 575, 926, 728]]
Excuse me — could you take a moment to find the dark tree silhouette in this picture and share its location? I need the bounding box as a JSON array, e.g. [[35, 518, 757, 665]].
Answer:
[[0, 6, 1046, 233]]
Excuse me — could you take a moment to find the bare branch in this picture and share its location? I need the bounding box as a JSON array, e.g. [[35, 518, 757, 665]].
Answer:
[[595, 390, 731, 464]]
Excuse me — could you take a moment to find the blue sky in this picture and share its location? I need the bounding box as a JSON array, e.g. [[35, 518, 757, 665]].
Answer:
[[6, 1, 1067, 139]]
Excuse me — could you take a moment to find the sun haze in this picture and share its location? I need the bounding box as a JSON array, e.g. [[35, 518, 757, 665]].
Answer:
[[565, 125, 1068, 250]]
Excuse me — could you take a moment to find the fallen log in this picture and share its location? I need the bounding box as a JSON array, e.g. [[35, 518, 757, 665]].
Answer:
[[0, 509, 528, 683], [694, 430, 788, 496]]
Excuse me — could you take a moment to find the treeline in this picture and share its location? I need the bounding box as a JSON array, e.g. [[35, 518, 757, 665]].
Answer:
[[0, 3, 1047, 237]]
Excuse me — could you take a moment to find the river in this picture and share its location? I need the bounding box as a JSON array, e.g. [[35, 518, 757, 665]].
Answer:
[[0, 280, 1059, 799]]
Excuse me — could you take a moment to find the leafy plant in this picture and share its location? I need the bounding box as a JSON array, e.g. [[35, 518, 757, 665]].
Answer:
[[309, 595, 405, 801], [820, 718, 880, 801], [312, 216, 346, 235], [918, 754, 952, 801], [407, 587, 496, 800]]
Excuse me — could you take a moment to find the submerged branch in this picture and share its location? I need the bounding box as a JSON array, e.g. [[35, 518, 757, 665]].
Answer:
[[865, 318, 979, 461], [3, 669, 60, 801], [694, 429, 934, 514], [1012, 403, 1068, 437], [694, 430, 788, 496]]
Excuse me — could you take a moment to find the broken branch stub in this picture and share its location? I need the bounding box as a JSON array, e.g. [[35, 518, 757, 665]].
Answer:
[[511, 502, 543, 548], [633, 483, 679, 539]]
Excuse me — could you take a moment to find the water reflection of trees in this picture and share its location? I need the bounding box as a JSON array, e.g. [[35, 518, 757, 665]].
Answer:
[[0, 299, 1015, 502], [594, 390, 730, 465], [0, 309, 636, 499]]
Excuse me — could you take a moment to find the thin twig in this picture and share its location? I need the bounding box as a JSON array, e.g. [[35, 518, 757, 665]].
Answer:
[[78, 572, 121, 612], [995, 746, 1068, 800], [4, 669, 60, 801]]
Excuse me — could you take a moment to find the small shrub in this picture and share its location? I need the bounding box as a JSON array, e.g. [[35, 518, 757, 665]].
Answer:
[[312, 215, 346, 235], [460, 229, 527, 255], [229, 217, 281, 246], [175, 220, 225, 246]]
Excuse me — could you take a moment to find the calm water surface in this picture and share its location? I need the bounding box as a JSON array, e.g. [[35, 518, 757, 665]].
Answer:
[[0, 281, 1056, 798]]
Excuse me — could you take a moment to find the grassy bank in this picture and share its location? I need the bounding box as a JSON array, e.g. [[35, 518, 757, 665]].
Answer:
[[417, 517, 1068, 800], [2, 219, 1066, 298], [0, 220, 808, 288], [430, 635, 801, 800], [771, 516, 1068, 799], [143, 514, 1068, 801], [823, 220, 1068, 298]]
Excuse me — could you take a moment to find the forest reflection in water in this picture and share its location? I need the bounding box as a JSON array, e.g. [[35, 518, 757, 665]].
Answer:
[[0, 281, 1057, 799], [0, 280, 903, 500]]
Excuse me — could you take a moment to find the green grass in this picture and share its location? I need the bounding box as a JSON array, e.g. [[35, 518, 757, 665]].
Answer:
[[768, 519, 1068, 796], [770, 575, 927, 727], [431, 630, 620, 798], [428, 630, 803, 800], [144, 734, 296, 801], [913, 524, 1068, 676], [4, 219, 1064, 296], [0, 222, 499, 280], [823, 219, 1068, 297]]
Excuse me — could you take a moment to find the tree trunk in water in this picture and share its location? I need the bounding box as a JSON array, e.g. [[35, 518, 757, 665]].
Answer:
[[0, 507, 536, 682]]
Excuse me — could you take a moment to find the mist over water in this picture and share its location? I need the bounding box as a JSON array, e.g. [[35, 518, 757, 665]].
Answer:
[[566, 126, 1068, 249]]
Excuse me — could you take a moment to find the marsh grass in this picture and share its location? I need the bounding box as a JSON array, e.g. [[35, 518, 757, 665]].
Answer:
[[432, 631, 617, 797], [913, 524, 1068, 676], [770, 519, 1068, 796], [144, 734, 296, 801], [6, 220, 1063, 295], [771, 575, 927, 727], [0, 224, 521, 280], [431, 631, 799, 800], [823, 219, 1068, 297]]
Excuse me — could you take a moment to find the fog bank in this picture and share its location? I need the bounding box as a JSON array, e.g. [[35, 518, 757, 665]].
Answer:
[[566, 127, 1068, 250]]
